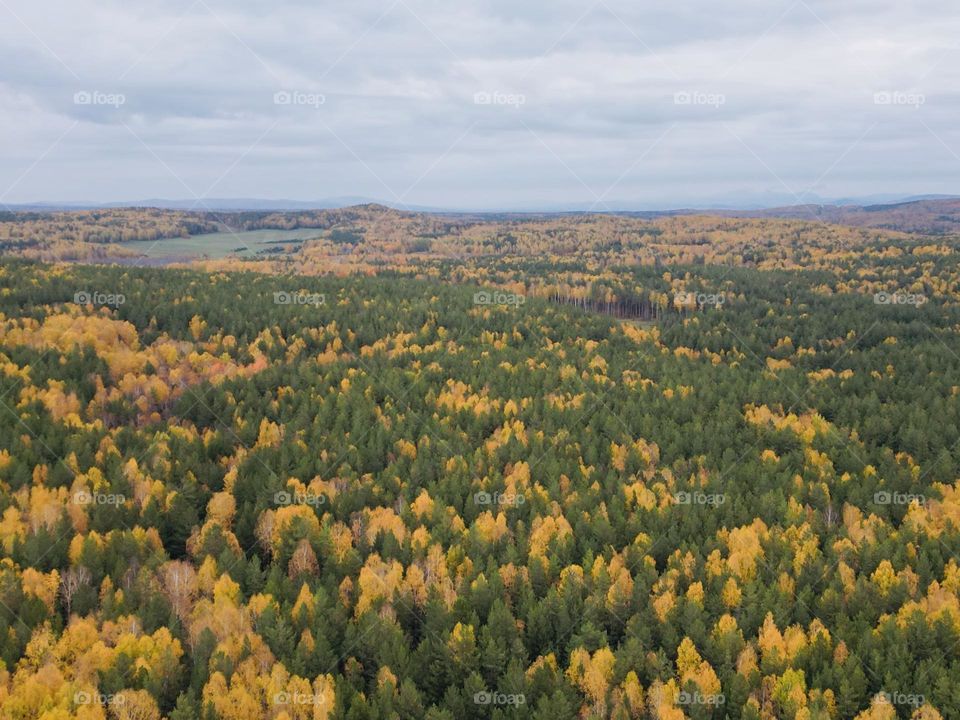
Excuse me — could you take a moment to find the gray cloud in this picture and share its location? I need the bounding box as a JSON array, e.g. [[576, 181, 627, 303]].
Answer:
[[0, 0, 957, 209]]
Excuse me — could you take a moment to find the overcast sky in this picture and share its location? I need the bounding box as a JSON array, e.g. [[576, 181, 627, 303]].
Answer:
[[0, 0, 957, 210]]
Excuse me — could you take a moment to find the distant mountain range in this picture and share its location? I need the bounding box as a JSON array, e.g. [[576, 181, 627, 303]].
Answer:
[[5, 193, 958, 214], [3, 197, 448, 213], [5, 194, 960, 235], [710, 197, 960, 235]]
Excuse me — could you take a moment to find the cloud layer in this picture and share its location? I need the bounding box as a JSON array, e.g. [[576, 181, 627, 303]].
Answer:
[[1, 0, 957, 209]]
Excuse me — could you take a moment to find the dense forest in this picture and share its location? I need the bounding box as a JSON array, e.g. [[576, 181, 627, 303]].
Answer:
[[0, 212, 958, 719], [0, 211, 220, 261], [0, 206, 912, 270]]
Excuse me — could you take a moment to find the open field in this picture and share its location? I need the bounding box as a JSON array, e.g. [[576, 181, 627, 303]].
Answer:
[[116, 227, 325, 259]]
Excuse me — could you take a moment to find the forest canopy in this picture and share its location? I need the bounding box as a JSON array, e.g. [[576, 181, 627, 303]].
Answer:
[[0, 210, 957, 719]]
